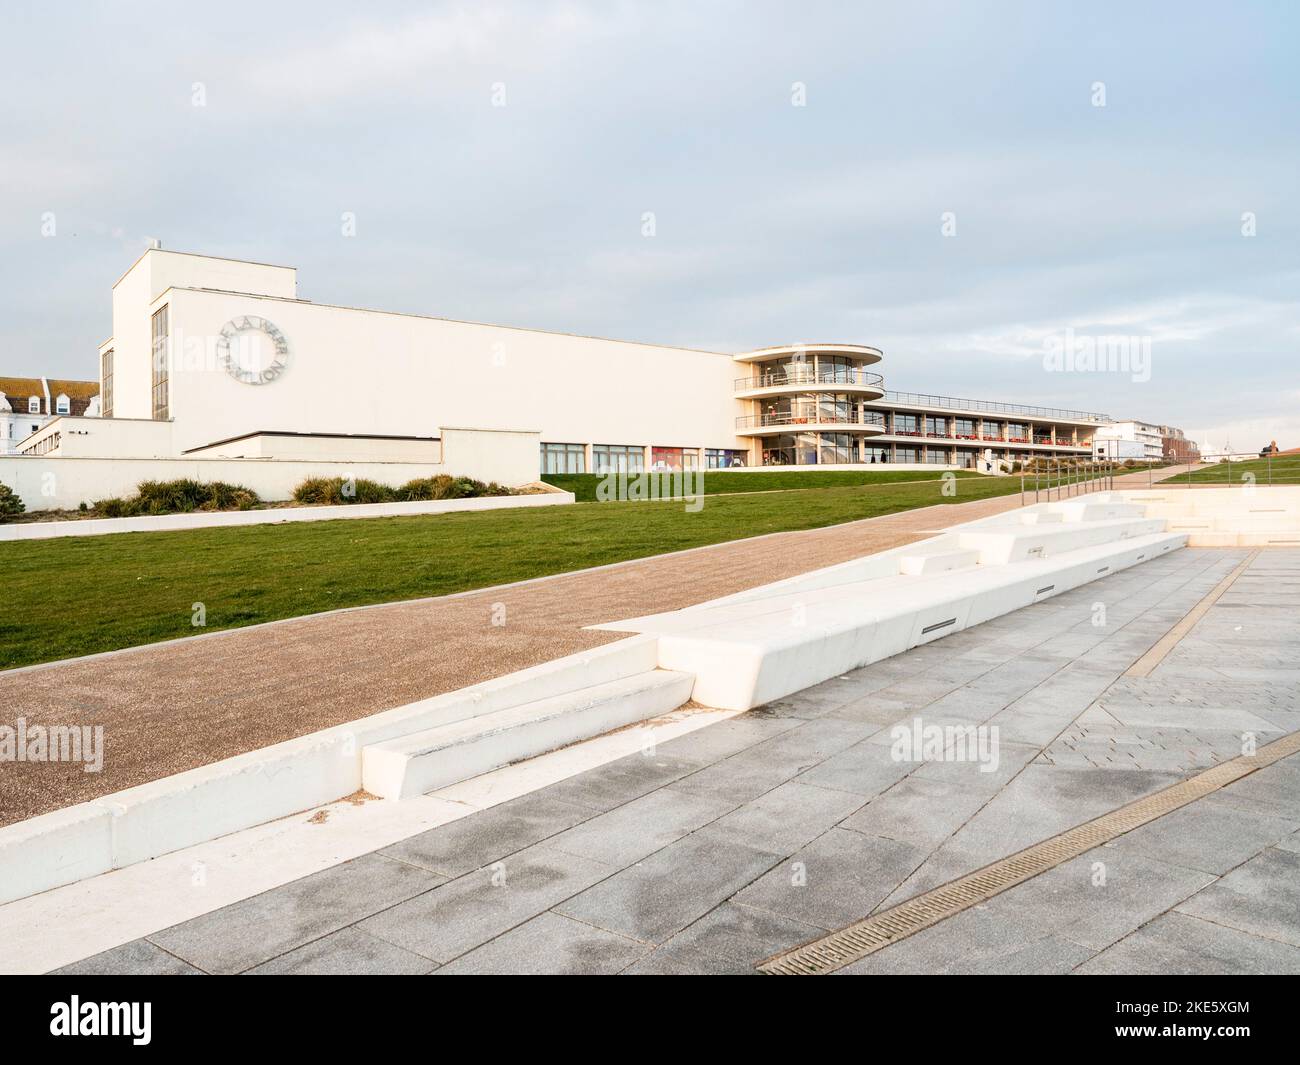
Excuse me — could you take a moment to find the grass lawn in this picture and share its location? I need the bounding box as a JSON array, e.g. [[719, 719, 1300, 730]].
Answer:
[[1178, 455, 1300, 485], [542, 467, 983, 502], [0, 475, 1029, 670]]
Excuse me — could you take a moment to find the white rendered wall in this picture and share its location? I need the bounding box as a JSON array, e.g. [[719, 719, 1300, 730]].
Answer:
[[125, 284, 742, 457], [0, 428, 540, 510], [107, 249, 297, 420]]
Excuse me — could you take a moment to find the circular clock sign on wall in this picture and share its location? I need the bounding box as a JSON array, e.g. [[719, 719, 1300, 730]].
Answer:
[[215, 315, 290, 385]]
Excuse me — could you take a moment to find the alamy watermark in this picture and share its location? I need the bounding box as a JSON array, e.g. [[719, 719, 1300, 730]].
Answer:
[[890, 717, 1000, 773], [1043, 327, 1151, 383], [596, 470, 704, 512], [1, 718, 103, 773]]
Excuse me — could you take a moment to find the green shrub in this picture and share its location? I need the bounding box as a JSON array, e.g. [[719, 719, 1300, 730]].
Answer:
[[291, 474, 514, 505], [0, 482, 25, 522], [395, 475, 513, 501], [291, 476, 396, 505], [91, 479, 260, 517]]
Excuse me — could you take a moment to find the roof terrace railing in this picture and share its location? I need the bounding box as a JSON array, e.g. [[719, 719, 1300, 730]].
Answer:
[[873, 391, 1111, 423]]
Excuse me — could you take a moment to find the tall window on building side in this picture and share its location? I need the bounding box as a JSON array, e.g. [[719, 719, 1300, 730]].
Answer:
[[101, 349, 114, 417], [151, 306, 169, 419]]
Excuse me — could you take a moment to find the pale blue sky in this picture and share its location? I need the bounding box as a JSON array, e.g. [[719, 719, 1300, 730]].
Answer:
[[2, 1, 1296, 450]]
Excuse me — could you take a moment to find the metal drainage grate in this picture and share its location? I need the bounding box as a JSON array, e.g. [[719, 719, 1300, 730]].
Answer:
[[920, 618, 957, 635], [757, 728, 1300, 975], [1035, 584, 1055, 595]]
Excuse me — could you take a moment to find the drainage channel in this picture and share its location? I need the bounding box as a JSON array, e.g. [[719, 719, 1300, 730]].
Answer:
[[757, 727, 1300, 975]]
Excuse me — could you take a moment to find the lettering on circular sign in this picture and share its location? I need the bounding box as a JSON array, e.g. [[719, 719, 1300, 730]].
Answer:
[[215, 315, 290, 385]]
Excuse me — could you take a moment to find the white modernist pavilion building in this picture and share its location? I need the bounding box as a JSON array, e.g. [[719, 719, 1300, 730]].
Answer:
[[9, 248, 1113, 507]]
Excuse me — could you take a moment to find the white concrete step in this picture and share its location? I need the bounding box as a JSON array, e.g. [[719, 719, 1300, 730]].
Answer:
[[638, 531, 1184, 711], [899, 548, 981, 576], [1046, 499, 1147, 521], [362, 670, 694, 799], [957, 517, 1165, 565]]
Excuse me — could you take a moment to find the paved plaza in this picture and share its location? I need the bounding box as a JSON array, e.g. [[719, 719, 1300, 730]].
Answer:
[[55, 548, 1300, 975]]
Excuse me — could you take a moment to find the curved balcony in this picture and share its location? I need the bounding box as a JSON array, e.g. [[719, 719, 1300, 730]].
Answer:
[[735, 342, 884, 367], [735, 412, 889, 437], [735, 367, 885, 400]]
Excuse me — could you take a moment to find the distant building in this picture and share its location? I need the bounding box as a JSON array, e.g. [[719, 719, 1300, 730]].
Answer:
[[1093, 420, 1165, 461], [1160, 425, 1200, 463], [0, 377, 99, 455]]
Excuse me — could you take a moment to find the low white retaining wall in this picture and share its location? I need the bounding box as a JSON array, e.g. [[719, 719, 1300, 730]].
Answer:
[[0, 636, 659, 907], [0, 490, 574, 541], [0, 426, 542, 511]]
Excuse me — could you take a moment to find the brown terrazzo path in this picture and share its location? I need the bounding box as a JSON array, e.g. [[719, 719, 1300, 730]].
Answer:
[[0, 475, 1162, 824]]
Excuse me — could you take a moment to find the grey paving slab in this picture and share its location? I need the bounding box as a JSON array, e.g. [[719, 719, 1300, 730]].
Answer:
[[732, 827, 928, 930], [1108, 796, 1298, 874], [547, 786, 735, 867], [840, 905, 1092, 975], [702, 780, 864, 854], [245, 927, 437, 975], [147, 854, 444, 974], [533, 751, 708, 812], [553, 829, 781, 943], [1210, 761, 1300, 819], [1175, 847, 1300, 948], [982, 848, 1215, 952], [652, 712, 799, 762], [621, 942, 758, 974], [1076, 912, 1300, 975], [435, 912, 650, 975], [1275, 830, 1300, 855], [357, 844, 614, 963], [669, 717, 875, 805], [793, 738, 917, 797], [838, 773, 992, 846], [381, 791, 593, 877], [652, 901, 822, 968], [51, 938, 204, 976]]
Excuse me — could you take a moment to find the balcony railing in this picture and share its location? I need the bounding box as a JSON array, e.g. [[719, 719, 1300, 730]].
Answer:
[[878, 391, 1111, 423], [736, 411, 886, 430], [870, 429, 1088, 448], [735, 368, 885, 391]]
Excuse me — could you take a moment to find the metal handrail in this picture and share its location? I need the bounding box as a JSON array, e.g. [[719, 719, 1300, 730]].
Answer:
[[881, 390, 1110, 423], [736, 369, 885, 391], [1019, 458, 1119, 505]]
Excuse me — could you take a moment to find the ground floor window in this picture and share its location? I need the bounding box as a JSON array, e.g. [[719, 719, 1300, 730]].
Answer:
[[593, 444, 644, 474], [651, 446, 699, 471], [924, 448, 950, 464], [704, 448, 747, 468], [818, 432, 855, 464], [760, 432, 816, 466], [896, 446, 921, 463], [541, 441, 585, 474], [761, 433, 876, 465]]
